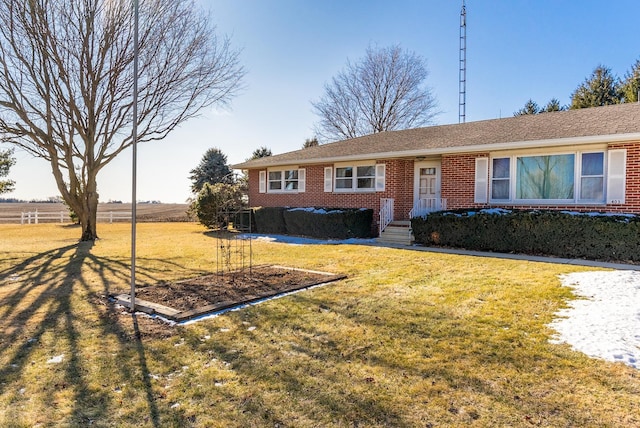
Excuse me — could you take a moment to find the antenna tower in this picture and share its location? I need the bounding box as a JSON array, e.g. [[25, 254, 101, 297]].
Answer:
[[458, 0, 467, 123]]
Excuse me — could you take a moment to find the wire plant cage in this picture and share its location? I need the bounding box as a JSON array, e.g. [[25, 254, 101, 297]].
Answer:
[[214, 208, 253, 279]]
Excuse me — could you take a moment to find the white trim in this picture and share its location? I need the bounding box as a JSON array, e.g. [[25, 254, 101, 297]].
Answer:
[[606, 149, 626, 204], [488, 149, 613, 205], [234, 133, 640, 169], [414, 160, 441, 205], [297, 168, 306, 192], [324, 167, 332, 192], [474, 157, 489, 203], [258, 171, 266, 193], [375, 164, 386, 191], [333, 162, 378, 193], [266, 166, 302, 193]]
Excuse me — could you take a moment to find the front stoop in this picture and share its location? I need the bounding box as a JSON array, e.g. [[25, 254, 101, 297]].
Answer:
[[377, 220, 413, 246]]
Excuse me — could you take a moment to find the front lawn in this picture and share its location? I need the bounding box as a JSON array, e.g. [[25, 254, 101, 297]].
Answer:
[[0, 223, 638, 427]]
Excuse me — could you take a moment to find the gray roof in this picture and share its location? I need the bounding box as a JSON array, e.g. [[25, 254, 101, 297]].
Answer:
[[234, 103, 640, 169]]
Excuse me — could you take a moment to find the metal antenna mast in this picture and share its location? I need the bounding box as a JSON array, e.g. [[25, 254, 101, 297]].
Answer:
[[459, 0, 467, 123]]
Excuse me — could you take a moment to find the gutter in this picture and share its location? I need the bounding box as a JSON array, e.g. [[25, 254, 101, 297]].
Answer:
[[233, 132, 640, 169]]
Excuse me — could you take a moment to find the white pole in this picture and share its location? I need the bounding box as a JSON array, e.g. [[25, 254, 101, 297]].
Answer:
[[130, 0, 139, 313]]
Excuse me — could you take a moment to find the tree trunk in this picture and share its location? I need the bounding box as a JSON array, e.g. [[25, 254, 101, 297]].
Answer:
[[79, 185, 100, 242]]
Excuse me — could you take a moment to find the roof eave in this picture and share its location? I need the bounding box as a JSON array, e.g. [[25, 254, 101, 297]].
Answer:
[[233, 132, 640, 169]]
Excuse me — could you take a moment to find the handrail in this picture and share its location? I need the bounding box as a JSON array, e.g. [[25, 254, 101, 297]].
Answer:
[[379, 198, 394, 235], [409, 198, 447, 218]]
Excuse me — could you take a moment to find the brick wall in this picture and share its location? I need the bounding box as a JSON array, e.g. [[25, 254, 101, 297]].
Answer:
[[247, 159, 416, 231], [442, 143, 640, 214], [441, 153, 488, 209], [248, 142, 640, 228]]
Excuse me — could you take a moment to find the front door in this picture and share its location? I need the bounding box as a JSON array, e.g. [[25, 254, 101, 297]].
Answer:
[[413, 161, 442, 216]]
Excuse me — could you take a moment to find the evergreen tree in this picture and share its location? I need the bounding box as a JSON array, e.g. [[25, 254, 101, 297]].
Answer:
[[250, 146, 272, 159], [620, 59, 640, 103], [514, 99, 540, 116], [0, 148, 15, 194], [541, 98, 565, 113], [189, 148, 233, 193], [570, 65, 622, 109], [302, 137, 319, 149]]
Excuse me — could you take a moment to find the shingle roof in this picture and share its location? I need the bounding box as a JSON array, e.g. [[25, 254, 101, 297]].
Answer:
[[234, 103, 640, 169]]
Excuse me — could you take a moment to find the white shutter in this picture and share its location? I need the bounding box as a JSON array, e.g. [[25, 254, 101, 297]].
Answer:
[[259, 170, 266, 193], [375, 164, 386, 191], [606, 149, 626, 204], [474, 157, 489, 203], [297, 168, 306, 192], [324, 167, 333, 192]]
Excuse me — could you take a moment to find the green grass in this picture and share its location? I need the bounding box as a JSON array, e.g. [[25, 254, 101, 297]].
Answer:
[[1, 223, 639, 427]]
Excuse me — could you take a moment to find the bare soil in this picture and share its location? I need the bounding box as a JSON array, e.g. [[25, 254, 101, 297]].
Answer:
[[106, 265, 345, 338]]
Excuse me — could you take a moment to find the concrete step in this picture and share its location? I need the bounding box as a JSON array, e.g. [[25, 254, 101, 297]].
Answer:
[[377, 224, 414, 245]]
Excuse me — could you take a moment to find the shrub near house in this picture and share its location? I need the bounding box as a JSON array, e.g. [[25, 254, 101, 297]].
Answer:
[[411, 209, 640, 263], [253, 207, 373, 239]]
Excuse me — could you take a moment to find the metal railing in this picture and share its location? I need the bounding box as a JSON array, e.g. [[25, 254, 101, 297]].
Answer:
[[409, 198, 447, 219], [379, 198, 394, 235]]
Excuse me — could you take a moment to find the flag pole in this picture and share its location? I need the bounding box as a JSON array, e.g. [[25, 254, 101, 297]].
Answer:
[[130, 0, 139, 312]]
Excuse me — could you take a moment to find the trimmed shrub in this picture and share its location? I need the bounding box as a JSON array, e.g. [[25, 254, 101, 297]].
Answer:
[[253, 207, 287, 234], [283, 207, 373, 239], [411, 209, 640, 263], [191, 182, 246, 229], [253, 206, 373, 239]]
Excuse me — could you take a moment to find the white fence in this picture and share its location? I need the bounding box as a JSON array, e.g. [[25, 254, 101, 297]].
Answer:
[[0, 210, 133, 224]]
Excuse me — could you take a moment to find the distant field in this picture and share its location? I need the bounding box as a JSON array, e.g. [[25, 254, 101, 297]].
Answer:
[[0, 202, 191, 223]]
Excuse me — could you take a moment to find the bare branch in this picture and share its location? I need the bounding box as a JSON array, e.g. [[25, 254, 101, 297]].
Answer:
[[312, 44, 438, 142], [0, 0, 244, 240]]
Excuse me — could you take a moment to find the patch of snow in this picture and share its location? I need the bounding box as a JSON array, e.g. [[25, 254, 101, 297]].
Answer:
[[247, 326, 256, 331], [479, 208, 512, 215], [239, 233, 376, 246], [286, 207, 350, 215], [170, 403, 180, 409], [559, 210, 636, 219], [549, 271, 640, 369], [46, 354, 64, 364]]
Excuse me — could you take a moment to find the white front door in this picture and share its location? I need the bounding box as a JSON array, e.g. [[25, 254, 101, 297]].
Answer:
[[413, 161, 442, 215]]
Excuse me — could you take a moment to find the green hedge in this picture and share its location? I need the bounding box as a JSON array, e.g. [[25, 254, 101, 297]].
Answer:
[[253, 207, 287, 234], [411, 209, 640, 263], [253, 207, 373, 239]]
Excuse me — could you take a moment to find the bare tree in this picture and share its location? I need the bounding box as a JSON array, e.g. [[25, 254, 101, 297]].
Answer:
[[0, 0, 245, 240], [312, 45, 438, 142]]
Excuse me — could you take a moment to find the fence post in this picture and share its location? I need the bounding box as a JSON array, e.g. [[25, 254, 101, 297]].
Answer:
[[60, 211, 64, 223], [35, 210, 38, 224], [110, 211, 113, 224], [21, 212, 24, 225]]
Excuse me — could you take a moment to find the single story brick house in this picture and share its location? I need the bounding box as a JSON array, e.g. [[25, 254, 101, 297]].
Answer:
[[234, 103, 640, 236]]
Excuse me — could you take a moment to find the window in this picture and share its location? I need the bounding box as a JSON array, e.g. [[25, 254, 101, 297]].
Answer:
[[580, 152, 604, 201], [335, 167, 353, 189], [491, 158, 510, 200], [332, 164, 385, 192], [264, 168, 305, 193], [268, 171, 282, 190], [487, 151, 607, 203], [516, 154, 574, 200]]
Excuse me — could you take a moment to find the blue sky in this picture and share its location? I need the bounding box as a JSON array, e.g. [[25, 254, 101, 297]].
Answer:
[[4, 0, 640, 203]]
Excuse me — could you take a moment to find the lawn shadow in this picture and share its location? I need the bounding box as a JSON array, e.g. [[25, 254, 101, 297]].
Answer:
[[0, 242, 200, 426]]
